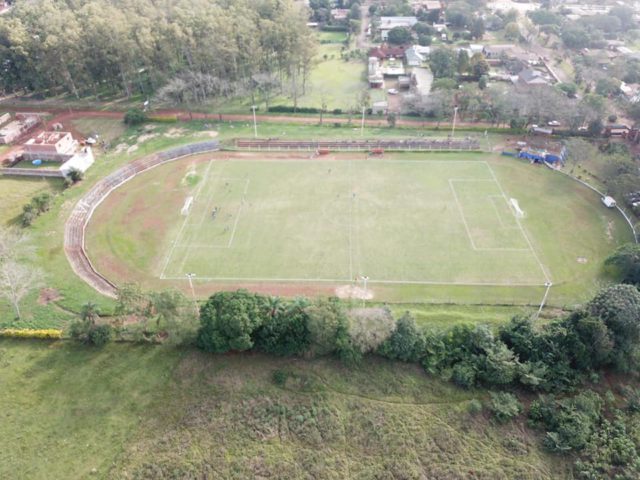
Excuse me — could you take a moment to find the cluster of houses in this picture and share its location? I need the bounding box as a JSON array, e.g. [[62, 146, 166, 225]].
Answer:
[[367, 39, 556, 96], [1, 129, 94, 179], [0, 112, 41, 144]]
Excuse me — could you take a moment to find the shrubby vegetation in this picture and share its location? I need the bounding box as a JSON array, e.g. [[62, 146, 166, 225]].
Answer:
[[606, 244, 640, 286], [189, 281, 640, 474], [19, 193, 52, 228], [193, 285, 640, 396]]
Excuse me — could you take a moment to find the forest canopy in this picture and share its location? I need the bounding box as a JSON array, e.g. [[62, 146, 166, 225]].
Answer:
[[0, 0, 316, 101]]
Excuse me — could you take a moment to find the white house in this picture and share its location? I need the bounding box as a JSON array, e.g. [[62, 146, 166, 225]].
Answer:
[[379, 17, 418, 41], [405, 45, 431, 66]]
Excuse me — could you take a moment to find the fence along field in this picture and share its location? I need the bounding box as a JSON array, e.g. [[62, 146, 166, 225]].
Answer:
[[158, 157, 548, 288]]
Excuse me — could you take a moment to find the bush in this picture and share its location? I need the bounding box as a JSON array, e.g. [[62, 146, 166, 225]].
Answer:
[[452, 361, 477, 388], [124, 108, 147, 125], [268, 105, 320, 114], [69, 320, 113, 347], [467, 398, 483, 415], [272, 369, 288, 386], [0, 328, 62, 339], [66, 168, 84, 184], [19, 206, 36, 228], [487, 392, 522, 423], [88, 324, 113, 347]]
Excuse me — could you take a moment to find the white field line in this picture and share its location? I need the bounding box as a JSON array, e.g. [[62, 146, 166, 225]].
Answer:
[[348, 159, 354, 280], [371, 159, 485, 164], [485, 162, 552, 283], [488, 195, 520, 229], [159, 159, 215, 279], [162, 275, 546, 287], [489, 196, 506, 228], [449, 179, 478, 250], [174, 177, 250, 252], [195, 164, 228, 229], [227, 178, 251, 248], [449, 178, 533, 252]]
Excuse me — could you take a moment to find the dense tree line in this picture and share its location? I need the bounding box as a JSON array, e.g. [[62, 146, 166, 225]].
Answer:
[[0, 0, 315, 101], [196, 285, 640, 391], [193, 283, 640, 476]]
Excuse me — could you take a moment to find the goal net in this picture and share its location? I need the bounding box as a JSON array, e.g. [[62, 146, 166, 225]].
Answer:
[[510, 198, 525, 218], [181, 196, 194, 216]]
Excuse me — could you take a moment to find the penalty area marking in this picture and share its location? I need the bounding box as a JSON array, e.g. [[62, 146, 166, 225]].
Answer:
[[159, 159, 215, 280], [449, 179, 529, 252], [485, 162, 552, 284]]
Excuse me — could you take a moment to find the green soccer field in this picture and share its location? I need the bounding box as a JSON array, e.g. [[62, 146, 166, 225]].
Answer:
[[85, 151, 633, 305], [159, 158, 548, 285]]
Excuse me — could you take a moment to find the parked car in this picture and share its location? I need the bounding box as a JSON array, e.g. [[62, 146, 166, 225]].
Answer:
[[548, 120, 561, 127], [387, 88, 399, 95]]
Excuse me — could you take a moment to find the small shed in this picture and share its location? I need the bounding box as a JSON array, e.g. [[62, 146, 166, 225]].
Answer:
[[601, 196, 617, 208]]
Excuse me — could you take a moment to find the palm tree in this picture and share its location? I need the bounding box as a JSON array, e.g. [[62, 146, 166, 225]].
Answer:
[[266, 296, 284, 319], [80, 302, 100, 326]]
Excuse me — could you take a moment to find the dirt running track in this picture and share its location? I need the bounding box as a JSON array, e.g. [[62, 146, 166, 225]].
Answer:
[[2, 105, 508, 131], [64, 141, 220, 298]]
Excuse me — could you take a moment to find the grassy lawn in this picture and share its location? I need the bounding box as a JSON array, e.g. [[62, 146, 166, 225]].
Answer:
[[70, 117, 127, 145], [0, 176, 65, 226], [389, 304, 528, 330], [0, 341, 569, 479], [184, 41, 366, 113], [294, 42, 367, 111], [318, 31, 348, 43], [84, 151, 631, 306]]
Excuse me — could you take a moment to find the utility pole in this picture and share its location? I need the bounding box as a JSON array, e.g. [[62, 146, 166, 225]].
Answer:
[[186, 273, 198, 314], [251, 105, 258, 138], [535, 282, 553, 320]]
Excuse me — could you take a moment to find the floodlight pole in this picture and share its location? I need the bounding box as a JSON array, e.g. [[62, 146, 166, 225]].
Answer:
[[186, 273, 196, 297], [186, 273, 197, 313], [451, 106, 459, 138], [535, 282, 552, 320], [251, 105, 258, 138], [360, 275, 369, 307], [361, 107, 366, 137]]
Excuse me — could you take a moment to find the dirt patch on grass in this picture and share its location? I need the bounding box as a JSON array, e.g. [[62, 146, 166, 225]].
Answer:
[[335, 285, 374, 300], [200, 130, 219, 138], [38, 288, 62, 305], [606, 220, 614, 242], [137, 133, 158, 144], [164, 128, 187, 138], [114, 143, 129, 154]]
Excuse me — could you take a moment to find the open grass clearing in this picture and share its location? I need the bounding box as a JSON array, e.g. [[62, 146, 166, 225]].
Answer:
[[70, 117, 127, 145], [0, 341, 569, 479]]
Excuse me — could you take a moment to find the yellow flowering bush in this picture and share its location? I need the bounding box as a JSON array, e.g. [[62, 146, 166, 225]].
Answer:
[[0, 328, 63, 340]]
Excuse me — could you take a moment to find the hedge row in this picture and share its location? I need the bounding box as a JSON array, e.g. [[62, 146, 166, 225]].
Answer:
[[268, 105, 344, 115], [0, 328, 63, 339]]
